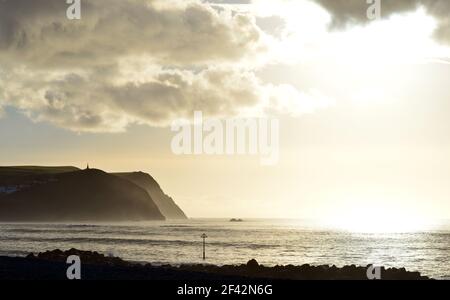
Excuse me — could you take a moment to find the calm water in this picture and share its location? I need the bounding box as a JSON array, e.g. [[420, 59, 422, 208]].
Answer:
[[0, 219, 448, 279]]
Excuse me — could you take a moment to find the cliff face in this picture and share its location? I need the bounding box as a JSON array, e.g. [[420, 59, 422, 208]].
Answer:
[[0, 168, 165, 222], [116, 172, 187, 219]]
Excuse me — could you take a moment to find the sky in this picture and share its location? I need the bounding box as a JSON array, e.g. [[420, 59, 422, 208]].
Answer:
[[1, 0, 450, 228]]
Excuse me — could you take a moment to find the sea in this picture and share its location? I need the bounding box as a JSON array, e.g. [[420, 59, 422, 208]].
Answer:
[[0, 219, 448, 279]]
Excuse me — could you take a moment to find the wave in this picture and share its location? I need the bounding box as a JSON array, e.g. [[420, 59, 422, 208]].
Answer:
[[0, 235, 281, 249]]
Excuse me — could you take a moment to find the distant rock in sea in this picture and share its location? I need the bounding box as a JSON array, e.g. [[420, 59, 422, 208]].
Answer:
[[0, 166, 169, 222], [230, 218, 243, 222]]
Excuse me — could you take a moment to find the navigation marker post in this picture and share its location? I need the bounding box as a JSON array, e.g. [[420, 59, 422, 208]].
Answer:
[[201, 233, 208, 261]]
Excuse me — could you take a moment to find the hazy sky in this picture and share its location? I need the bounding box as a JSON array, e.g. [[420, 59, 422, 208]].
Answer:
[[1, 0, 450, 228]]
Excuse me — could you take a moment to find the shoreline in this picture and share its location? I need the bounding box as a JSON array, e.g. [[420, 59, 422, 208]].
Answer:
[[0, 249, 432, 280]]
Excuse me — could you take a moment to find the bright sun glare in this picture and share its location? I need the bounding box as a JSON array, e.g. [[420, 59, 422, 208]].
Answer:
[[321, 205, 433, 233]]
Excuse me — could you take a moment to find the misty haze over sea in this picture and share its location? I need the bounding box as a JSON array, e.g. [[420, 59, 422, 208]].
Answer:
[[0, 219, 448, 279]]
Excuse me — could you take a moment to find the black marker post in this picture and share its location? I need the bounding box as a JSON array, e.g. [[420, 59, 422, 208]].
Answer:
[[201, 233, 208, 261]]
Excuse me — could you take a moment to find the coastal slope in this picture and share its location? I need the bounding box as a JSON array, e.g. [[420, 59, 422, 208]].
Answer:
[[0, 168, 165, 222], [116, 172, 187, 219]]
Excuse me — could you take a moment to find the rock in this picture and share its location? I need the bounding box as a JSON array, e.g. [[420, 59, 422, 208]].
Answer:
[[22, 248, 432, 280], [26, 253, 35, 259], [29, 248, 129, 267], [247, 259, 259, 269]]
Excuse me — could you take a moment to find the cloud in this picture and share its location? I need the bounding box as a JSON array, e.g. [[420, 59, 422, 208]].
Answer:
[[0, 0, 263, 67], [312, 0, 450, 43], [0, 0, 329, 132], [3, 65, 328, 132]]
